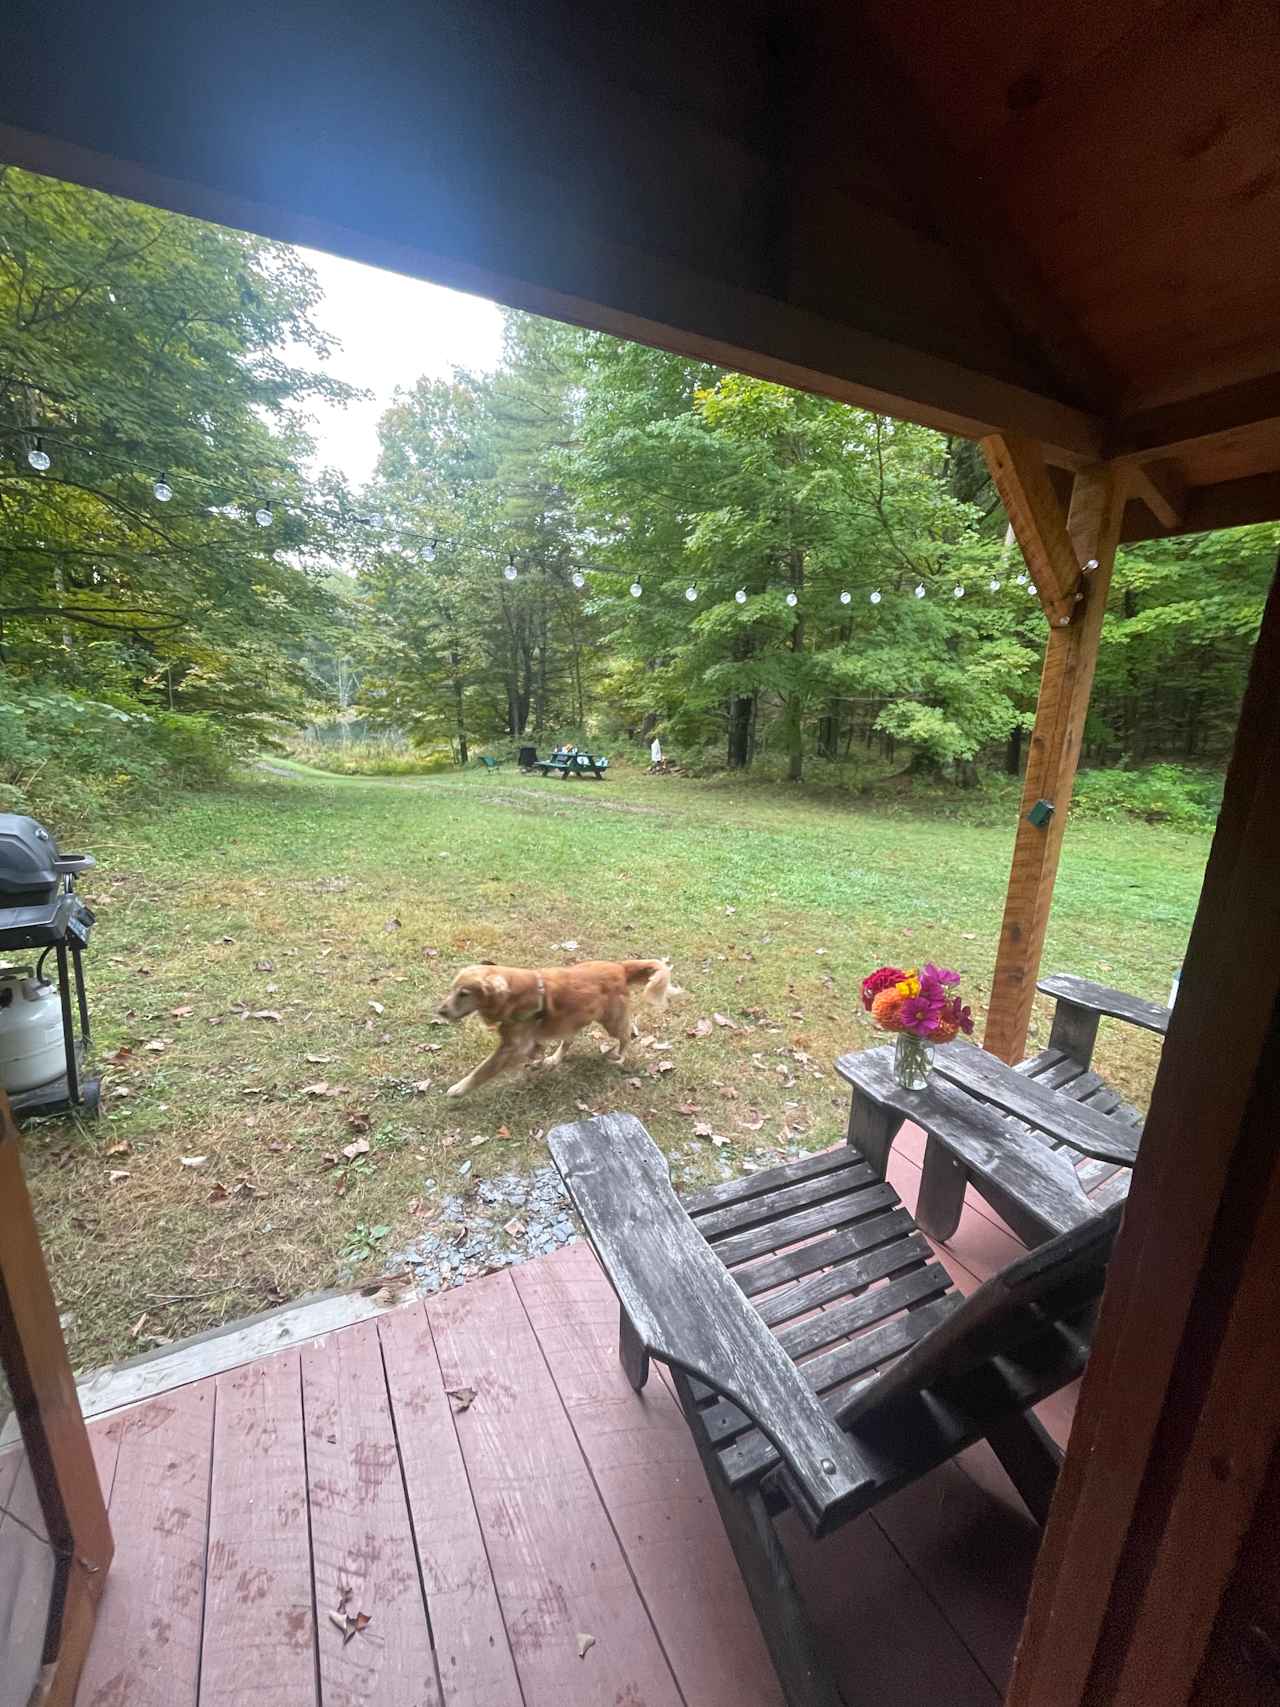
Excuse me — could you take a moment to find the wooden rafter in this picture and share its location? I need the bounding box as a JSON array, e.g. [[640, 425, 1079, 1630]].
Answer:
[[981, 454, 1125, 1065], [1127, 459, 1186, 531]]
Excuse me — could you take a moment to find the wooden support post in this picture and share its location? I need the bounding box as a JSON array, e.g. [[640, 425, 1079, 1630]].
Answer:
[[1008, 558, 1280, 1707], [980, 439, 1125, 1063]]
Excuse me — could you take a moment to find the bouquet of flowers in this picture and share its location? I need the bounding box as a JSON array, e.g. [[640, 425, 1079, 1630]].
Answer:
[[861, 962, 974, 1087]]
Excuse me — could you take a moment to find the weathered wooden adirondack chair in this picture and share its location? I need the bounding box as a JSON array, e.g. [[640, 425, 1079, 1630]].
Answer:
[[549, 1111, 1122, 1707]]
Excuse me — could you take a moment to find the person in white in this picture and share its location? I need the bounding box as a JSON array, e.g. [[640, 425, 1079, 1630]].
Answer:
[[650, 736, 663, 765]]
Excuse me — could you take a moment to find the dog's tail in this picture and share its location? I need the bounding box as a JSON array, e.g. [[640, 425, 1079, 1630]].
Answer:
[[625, 959, 671, 1013]]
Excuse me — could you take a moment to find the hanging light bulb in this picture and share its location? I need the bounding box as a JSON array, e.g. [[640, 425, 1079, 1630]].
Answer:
[[255, 501, 273, 527], [785, 591, 798, 607], [735, 588, 747, 604], [953, 584, 965, 599], [989, 577, 1001, 592], [27, 437, 50, 472], [153, 473, 173, 503], [1027, 580, 1038, 595], [1015, 571, 1028, 585], [423, 539, 437, 563], [914, 583, 926, 599], [869, 590, 882, 605], [503, 556, 518, 581], [1083, 557, 1099, 572], [839, 590, 852, 605], [630, 581, 642, 598], [571, 571, 585, 589], [685, 585, 698, 602]]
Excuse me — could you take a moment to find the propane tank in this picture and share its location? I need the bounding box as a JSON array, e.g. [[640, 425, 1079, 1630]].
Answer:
[[0, 967, 66, 1092]]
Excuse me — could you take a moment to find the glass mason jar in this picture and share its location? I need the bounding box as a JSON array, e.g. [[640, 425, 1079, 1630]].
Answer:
[[893, 1029, 934, 1090]]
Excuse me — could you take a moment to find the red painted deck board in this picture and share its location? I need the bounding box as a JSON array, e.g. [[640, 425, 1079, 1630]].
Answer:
[[201, 1353, 316, 1707], [301, 1319, 438, 1707], [427, 1267, 682, 1707], [77, 1382, 215, 1707], [514, 1241, 785, 1707], [377, 1303, 523, 1707], [70, 1180, 1082, 1707]]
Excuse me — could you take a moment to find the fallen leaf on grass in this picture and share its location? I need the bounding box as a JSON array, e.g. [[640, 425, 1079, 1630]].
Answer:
[[103, 1046, 132, 1066], [577, 1633, 596, 1659], [144, 1038, 171, 1052], [180, 1155, 207, 1168], [107, 1140, 131, 1157], [384, 917, 402, 932], [251, 1010, 282, 1023], [689, 1018, 713, 1038], [302, 1081, 336, 1097], [711, 1135, 731, 1147], [207, 1183, 229, 1204], [130, 1313, 148, 1339], [341, 1137, 370, 1161], [423, 946, 440, 959], [306, 1053, 334, 1065], [413, 1079, 433, 1093], [713, 1012, 735, 1028], [447, 1386, 477, 1412], [626, 1076, 643, 1089], [170, 1005, 193, 1018], [368, 999, 385, 1016], [254, 958, 274, 971], [268, 1140, 285, 1153], [108, 1169, 130, 1183], [738, 1113, 765, 1131], [677, 1102, 700, 1116], [693, 1121, 714, 1138]]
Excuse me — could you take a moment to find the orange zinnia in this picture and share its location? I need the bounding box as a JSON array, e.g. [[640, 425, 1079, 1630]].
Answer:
[[871, 987, 908, 1032]]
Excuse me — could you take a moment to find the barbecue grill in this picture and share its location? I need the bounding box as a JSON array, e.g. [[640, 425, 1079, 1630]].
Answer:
[[0, 813, 98, 1115]]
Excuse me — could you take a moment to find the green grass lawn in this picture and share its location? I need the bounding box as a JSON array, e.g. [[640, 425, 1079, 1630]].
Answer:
[[25, 762, 1208, 1371]]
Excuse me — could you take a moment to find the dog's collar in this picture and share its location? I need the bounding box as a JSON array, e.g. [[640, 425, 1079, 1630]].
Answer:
[[509, 974, 546, 1024]]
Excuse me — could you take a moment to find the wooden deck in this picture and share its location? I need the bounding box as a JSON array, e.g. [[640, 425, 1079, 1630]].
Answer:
[[62, 1128, 1071, 1707]]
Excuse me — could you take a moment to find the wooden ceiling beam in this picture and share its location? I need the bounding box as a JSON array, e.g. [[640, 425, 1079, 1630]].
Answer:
[[1108, 373, 1280, 463]]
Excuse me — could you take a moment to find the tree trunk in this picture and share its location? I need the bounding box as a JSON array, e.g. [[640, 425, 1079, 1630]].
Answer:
[[728, 695, 754, 768], [786, 550, 805, 782], [1006, 725, 1024, 775], [451, 648, 468, 765]]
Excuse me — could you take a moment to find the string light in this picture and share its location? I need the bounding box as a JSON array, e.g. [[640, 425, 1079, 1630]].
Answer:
[[914, 584, 926, 599], [503, 554, 518, 581], [735, 588, 747, 604], [422, 539, 437, 563], [153, 473, 172, 503], [785, 591, 798, 607], [254, 501, 273, 527], [1083, 558, 1099, 571], [571, 571, 585, 589], [953, 585, 965, 599], [989, 577, 1001, 592], [1015, 571, 1028, 585], [839, 591, 851, 605], [27, 438, 50, 472], [685, 585, 698, 602], [630, 582, 642, 598], [869, 590, 882, 605]]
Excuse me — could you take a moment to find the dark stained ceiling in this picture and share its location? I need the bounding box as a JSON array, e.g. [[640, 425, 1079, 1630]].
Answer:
[[1, 0, 1277, 540]]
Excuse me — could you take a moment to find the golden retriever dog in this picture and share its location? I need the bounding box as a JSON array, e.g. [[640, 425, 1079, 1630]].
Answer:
[[436, 958, 670, 1098]]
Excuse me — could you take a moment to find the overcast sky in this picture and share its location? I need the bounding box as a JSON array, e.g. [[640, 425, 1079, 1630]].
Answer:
[[290, 246, 505, 489]]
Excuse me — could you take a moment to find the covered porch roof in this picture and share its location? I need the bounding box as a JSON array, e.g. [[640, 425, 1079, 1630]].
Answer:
[[3, 6, 1279, 1704]]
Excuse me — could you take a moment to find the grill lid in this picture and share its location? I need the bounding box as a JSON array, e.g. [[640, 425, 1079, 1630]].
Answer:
[[0, 814, 62, 902]]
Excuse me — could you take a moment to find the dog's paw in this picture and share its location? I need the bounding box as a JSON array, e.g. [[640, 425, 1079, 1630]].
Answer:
[[445, 1081, 468, 1098]]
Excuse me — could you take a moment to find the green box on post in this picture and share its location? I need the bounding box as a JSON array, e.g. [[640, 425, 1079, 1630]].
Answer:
[[1026, 798, 1055, 828]]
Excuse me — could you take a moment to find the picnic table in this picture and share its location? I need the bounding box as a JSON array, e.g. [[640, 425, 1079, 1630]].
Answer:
[[533, 748, 610, 779], [838, 973, 1169, 1248]]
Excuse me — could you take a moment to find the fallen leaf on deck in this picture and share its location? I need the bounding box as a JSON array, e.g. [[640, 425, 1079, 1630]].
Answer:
[[180, 1155, 207, 1168], [341, 1136, 370, 1161], [447, 1386, 477, 1411], [577, 1633, 596, 1659]]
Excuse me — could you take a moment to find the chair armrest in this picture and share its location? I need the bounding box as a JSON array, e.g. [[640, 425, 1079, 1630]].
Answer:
[[1037, 972, 1170, 1070], [548, 1111, 875, 1536]]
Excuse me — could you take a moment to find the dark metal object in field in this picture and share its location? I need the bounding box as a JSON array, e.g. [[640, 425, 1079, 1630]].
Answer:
[[0, 813, 98, 1116]]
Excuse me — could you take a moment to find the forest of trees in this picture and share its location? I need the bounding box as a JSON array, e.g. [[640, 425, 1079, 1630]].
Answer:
[[2, 166, 1275, 819]]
